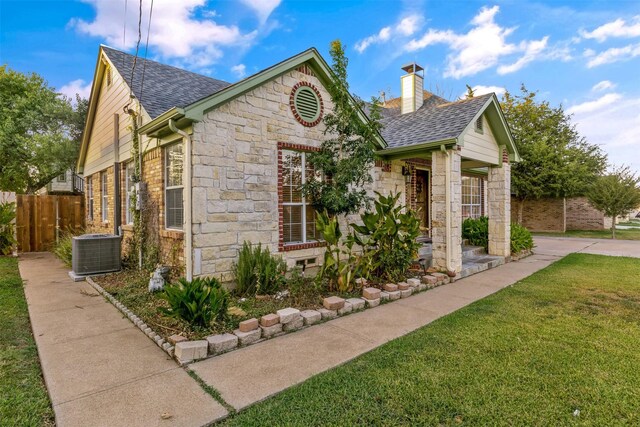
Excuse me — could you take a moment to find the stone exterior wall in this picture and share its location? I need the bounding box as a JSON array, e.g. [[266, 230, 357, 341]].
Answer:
[[566, 196, 609, 231], [488, 160, 511, 257], [511, 197, 566, 232], [190, 66, 408, 281]]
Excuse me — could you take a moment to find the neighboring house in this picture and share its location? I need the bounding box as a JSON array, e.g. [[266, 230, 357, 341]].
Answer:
[[77, 46, 519, 281], [37, 169, 84, 195], [511, 197, 613, 232]]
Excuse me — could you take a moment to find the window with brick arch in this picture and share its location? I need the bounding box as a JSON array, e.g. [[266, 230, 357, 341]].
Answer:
[[165, 143, 184, 230], [462, 176, 482, 219], [281, 149, 322, 244]]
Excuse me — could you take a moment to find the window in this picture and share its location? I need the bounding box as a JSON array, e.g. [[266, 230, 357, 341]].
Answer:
[[125, 162, 135, 225], [462, 176, 482, 219], [281, 150, 321, 244], [475, 116, 483, 133], [57, 172, 66, 182], [87, 177, 94, 221], [165, 143, 184, 230], [101, 171, 108, 222]]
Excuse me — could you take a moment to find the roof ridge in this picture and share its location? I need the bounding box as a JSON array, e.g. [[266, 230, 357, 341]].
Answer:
[[437, 93, 493, 108]]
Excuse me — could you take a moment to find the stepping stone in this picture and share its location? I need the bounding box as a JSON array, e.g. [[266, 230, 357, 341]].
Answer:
[[276, 307, 301, 324], [346, 298, 366, 311], [400, 289, 412, 298], [362, 287, 381, 300], [239, 318, 259, 332], [207, 333, 238, 355], [383, 283, 398, 292], [300, 310, 321, 325], [380, 291, 390, 301], [397, 282, 410, 291], [338, 302, 353, 315], [260, 323, 283, 338], [407, 278, 421, 287], [283, 317, 304, 332], [323, 296, 345, 310], [388, 290, 401, 301], [234, 328, 261, 346], [318, 308, 338, 320], [260, 313, 280, 327], [366, 298, 380, 308], [174, 340, 207, 364]]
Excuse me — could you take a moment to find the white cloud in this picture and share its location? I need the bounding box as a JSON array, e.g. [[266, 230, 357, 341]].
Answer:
[[566, 93, 622, 115], [231, 64, 247, 78], [580, 16, 640, 42], [585, 42, 640, 67], [461, 85, 506, 99], [355, 13, 422, 53], [58, 79, 92, 101], [405, 6, 549, 79], [592, 80, 616, 92], [71, 0, 257, 68], [239, 0, 281, 24], [569, 94, 640, 172]]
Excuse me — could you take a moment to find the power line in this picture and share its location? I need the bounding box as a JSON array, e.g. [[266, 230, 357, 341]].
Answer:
[[128, 0, 143, 100], [122, 0, 127, 72], [139, 0, 154, 107]]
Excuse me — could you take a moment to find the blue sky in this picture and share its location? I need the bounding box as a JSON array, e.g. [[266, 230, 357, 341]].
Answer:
[[2, 0, 639, 170]]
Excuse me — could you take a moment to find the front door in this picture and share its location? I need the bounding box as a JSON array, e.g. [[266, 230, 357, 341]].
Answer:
[[415, 169, 429, 236]]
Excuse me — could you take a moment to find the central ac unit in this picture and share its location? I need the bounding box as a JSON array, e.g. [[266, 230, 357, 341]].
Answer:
[[71, 234, 122, 275]]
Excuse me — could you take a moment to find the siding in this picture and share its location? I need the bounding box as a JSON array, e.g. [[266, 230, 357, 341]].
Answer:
[[83, 57, 152, 177], [460, 114, 500, 165]]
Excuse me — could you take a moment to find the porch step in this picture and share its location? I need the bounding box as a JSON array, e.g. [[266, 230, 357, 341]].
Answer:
[[459, 255, 505, 279], [462, 245, 486, 258]]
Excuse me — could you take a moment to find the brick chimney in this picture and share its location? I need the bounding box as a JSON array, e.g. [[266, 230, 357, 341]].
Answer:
[[400, 62, 424, 114]]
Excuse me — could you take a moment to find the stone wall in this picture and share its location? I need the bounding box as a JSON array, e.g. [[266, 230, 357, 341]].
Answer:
[[566, 196, 609, 231], [511, 197, 566, 232], [190, 66, 407, 282], [488, 161, 511, 257]]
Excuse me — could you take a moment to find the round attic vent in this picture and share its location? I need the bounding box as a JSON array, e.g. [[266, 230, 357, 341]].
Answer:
[[290, 82, 323, 127]]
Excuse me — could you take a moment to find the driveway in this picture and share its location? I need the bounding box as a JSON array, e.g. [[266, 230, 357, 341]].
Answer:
[[533, 235, 640, 258]]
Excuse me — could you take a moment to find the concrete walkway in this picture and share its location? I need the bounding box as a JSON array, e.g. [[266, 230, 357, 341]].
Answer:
[[19, 252, 228, 427], [533, 235, 640, 258]]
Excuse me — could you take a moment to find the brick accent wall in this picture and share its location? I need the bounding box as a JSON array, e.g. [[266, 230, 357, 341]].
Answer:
[[566, 196, 609, 231], [511, 197, 566, 232]]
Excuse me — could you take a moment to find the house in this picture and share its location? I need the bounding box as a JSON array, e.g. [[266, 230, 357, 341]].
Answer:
[[37, 169, 84, 195], [76, 46, 519, 281]]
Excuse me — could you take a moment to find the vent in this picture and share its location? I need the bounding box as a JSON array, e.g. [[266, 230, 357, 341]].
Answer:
[[72, 234, 122, 275], [475, 116, 483, 133], [290, 82, 323, 127]]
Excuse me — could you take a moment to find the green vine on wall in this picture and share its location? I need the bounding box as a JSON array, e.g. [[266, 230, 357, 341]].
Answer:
[[128, 110, 144, 269]]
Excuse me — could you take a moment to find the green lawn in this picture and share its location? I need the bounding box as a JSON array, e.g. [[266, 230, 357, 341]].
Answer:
[[221, 254, 640, 426], [0, 257, 54, 426], [534, 228, 640, 240]]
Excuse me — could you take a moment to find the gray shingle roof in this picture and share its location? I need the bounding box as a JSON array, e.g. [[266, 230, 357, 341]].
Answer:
[[102, 46, 231, 119], [380, 93, 493, 149]]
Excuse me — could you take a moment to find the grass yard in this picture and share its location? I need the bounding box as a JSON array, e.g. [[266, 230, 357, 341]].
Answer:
[[535, 228, 640, 240], [221, 254, 640, 426], [0, 257, 54, 426]]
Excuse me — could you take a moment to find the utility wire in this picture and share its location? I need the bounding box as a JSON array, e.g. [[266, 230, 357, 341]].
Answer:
[[139, 0, 154, 107], [122, 0, 127, 72], [128, 0, 143, 100]]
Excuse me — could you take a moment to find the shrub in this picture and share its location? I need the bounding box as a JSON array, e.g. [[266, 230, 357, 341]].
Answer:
[[462, 216, 489, 251], [316, 210, 356, 292], [0, 201, 17, 255], [349, 192, 421, 281], [233, 241, 287, 296], [159, 277, 229, 327], [52, 228, 84, 267], [511, 223, 534, 254]]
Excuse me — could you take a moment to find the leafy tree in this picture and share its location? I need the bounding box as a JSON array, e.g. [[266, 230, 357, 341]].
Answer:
[[0, 66, 86, 193], [501, 85, 607, 223], [301, 40, 382, 216], [587, 166, 640, 238]]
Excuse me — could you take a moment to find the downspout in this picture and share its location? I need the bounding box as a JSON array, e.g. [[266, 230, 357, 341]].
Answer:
[[168, 119, 193, 281], [440, 145, 454, 273]]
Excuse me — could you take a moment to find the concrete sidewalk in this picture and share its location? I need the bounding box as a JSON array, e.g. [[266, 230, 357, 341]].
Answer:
[[533, 235, 640, 258], [19, 253, 227, 427]]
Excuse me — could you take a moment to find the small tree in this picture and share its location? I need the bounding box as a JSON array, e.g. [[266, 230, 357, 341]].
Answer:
[[587, 167, 640, 238], [301, 40, 382, 216]]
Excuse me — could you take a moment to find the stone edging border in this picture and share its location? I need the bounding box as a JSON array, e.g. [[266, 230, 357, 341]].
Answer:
[[86, 276, 175, 358]]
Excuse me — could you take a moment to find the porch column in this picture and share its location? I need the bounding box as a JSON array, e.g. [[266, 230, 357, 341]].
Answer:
[[488, 150, 511, 257], [431, 149, 462, 273]]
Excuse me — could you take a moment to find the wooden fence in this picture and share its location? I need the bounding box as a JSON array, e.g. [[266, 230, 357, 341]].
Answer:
[[16, 195, 85, 252]]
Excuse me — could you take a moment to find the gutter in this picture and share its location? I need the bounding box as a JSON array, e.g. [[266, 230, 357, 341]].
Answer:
[[168, 119, 193, 281]]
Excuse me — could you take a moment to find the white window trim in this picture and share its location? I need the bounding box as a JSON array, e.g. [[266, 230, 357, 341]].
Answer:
[[101, 172, 108, 223], [282, 150, 318, 245], [165, 143, 184, 231], [462, 176, 482, 219]]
